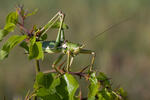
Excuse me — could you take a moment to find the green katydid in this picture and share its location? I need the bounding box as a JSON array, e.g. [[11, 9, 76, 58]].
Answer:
[[35, 11, 95, 72], [37, 11, 132, 72]]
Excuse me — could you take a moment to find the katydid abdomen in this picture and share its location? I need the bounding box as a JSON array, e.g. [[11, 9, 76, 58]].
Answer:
[[42, 41, 62, 53]]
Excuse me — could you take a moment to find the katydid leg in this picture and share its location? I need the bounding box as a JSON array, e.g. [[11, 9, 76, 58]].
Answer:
[[56, 13, 65, 46], [52, 54, 64, 72], [70, 57, 74, 66], [66, 51, 71, 72], [80, 49, 96, 71]]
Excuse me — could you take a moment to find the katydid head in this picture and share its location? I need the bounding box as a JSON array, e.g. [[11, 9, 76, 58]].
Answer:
[[61, 41, 83, 56]]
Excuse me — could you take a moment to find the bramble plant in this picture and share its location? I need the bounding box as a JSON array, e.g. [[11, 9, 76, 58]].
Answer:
[[0, 6, 127, 100]]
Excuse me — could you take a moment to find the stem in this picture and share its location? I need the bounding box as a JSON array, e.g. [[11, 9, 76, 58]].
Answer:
[[34, 60, 40, 100], [43, 70, 88, 79], [33, 96, 37, 100], [35, 60, 40, 74]]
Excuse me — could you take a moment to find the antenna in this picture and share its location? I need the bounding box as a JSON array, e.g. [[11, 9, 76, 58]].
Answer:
[[83, 16, 134, 46]]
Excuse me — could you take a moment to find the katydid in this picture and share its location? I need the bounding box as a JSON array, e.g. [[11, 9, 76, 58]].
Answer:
[[38, 11, 132, 72], [36, 11, 95, 72]]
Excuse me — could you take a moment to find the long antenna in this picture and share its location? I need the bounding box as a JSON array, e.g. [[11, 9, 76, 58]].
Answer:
[[83, 16, 134, 46]]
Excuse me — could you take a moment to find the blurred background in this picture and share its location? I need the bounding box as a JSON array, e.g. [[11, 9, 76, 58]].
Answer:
[[0, 0, 150, 100]]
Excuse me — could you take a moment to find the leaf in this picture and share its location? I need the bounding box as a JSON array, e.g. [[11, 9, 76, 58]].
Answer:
[[34, 72, 62, 99], [0, 29, 8, 41], [52, 73, 79, 100], [4, 23, 16, 32], [88, 72, 100, 100], [116, 87, 128, 100], [34, 72, 56, 89], [25, 8, 38, 17], [28, 37, 44, 60], [62, 73, 79, 100], [0, 11, 18, 41], [51, 21, 69, 29], [19, 41, 29, 52], [35, 42, 44, 60], [0, 35, 27, 60], [97, 88, 114, 100], [0, 24, 16, 41], [34, 72, 79, 100], [6, 11, 18, 24], [97, 72, 111, 88], [41, 34, 47, 41]]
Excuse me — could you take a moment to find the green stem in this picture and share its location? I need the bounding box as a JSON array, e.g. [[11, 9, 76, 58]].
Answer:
[[33, 96, 37, 100], [34, 60, 40, 100], [35, 60, 40, 74]]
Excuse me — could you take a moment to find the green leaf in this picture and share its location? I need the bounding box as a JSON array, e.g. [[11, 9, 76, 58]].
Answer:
[[4, 23, 16, 32], [25, 8, 38, 17], [34, 72, 62, 99], [34, 72, 56, 89], [19, 41, 29, 52], [0, 11, 18, 41], [63, 73, 79, 100], [6, 11, 18, 24], [88, 72, 100, 100], [36, 42, 44, 60], [41, 34, 47, 41], [34, 72, 79, 100], [0, 29, 8, 41], [53, 73, 79, 100], [0, 24, 16, 41], [116, 87, 128, 100], [0, 35, 27, 60], [97, 88, 114, 100], [51, 21, 69, 29], [97, 72, 111, 88], [28, 37, 44, 60]]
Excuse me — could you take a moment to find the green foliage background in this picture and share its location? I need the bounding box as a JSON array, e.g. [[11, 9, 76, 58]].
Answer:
[[0, 0, 150, 100]]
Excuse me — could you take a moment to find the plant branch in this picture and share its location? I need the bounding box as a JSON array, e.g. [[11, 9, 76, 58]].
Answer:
[[35, 60, 40, 75], [43, 69, 89, 79]]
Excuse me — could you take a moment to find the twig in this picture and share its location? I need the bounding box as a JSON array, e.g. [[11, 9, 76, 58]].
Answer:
[[43, 69, 89, 79]]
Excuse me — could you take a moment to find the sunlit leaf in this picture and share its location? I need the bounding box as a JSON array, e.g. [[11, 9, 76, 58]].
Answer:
[[35, 42, 44, 60], [97, 88, 114, 100], [34, 72, 62, 99], [28, 36, 44, 60], [0, 30, 8, 41], [88, 72, 100, 100], [4, 23, 16, 32], [97, 72, 111, 88], [6, 11, 18, 24], [28, 37, 44, 60], [0, 11, 18, 41], [34, 72, 79, 100], [0, 35, 27, 60], [63, 73, 79, 100]]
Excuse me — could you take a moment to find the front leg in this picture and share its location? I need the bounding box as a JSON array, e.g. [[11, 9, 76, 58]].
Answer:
[[66, 51, 71, 72]]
